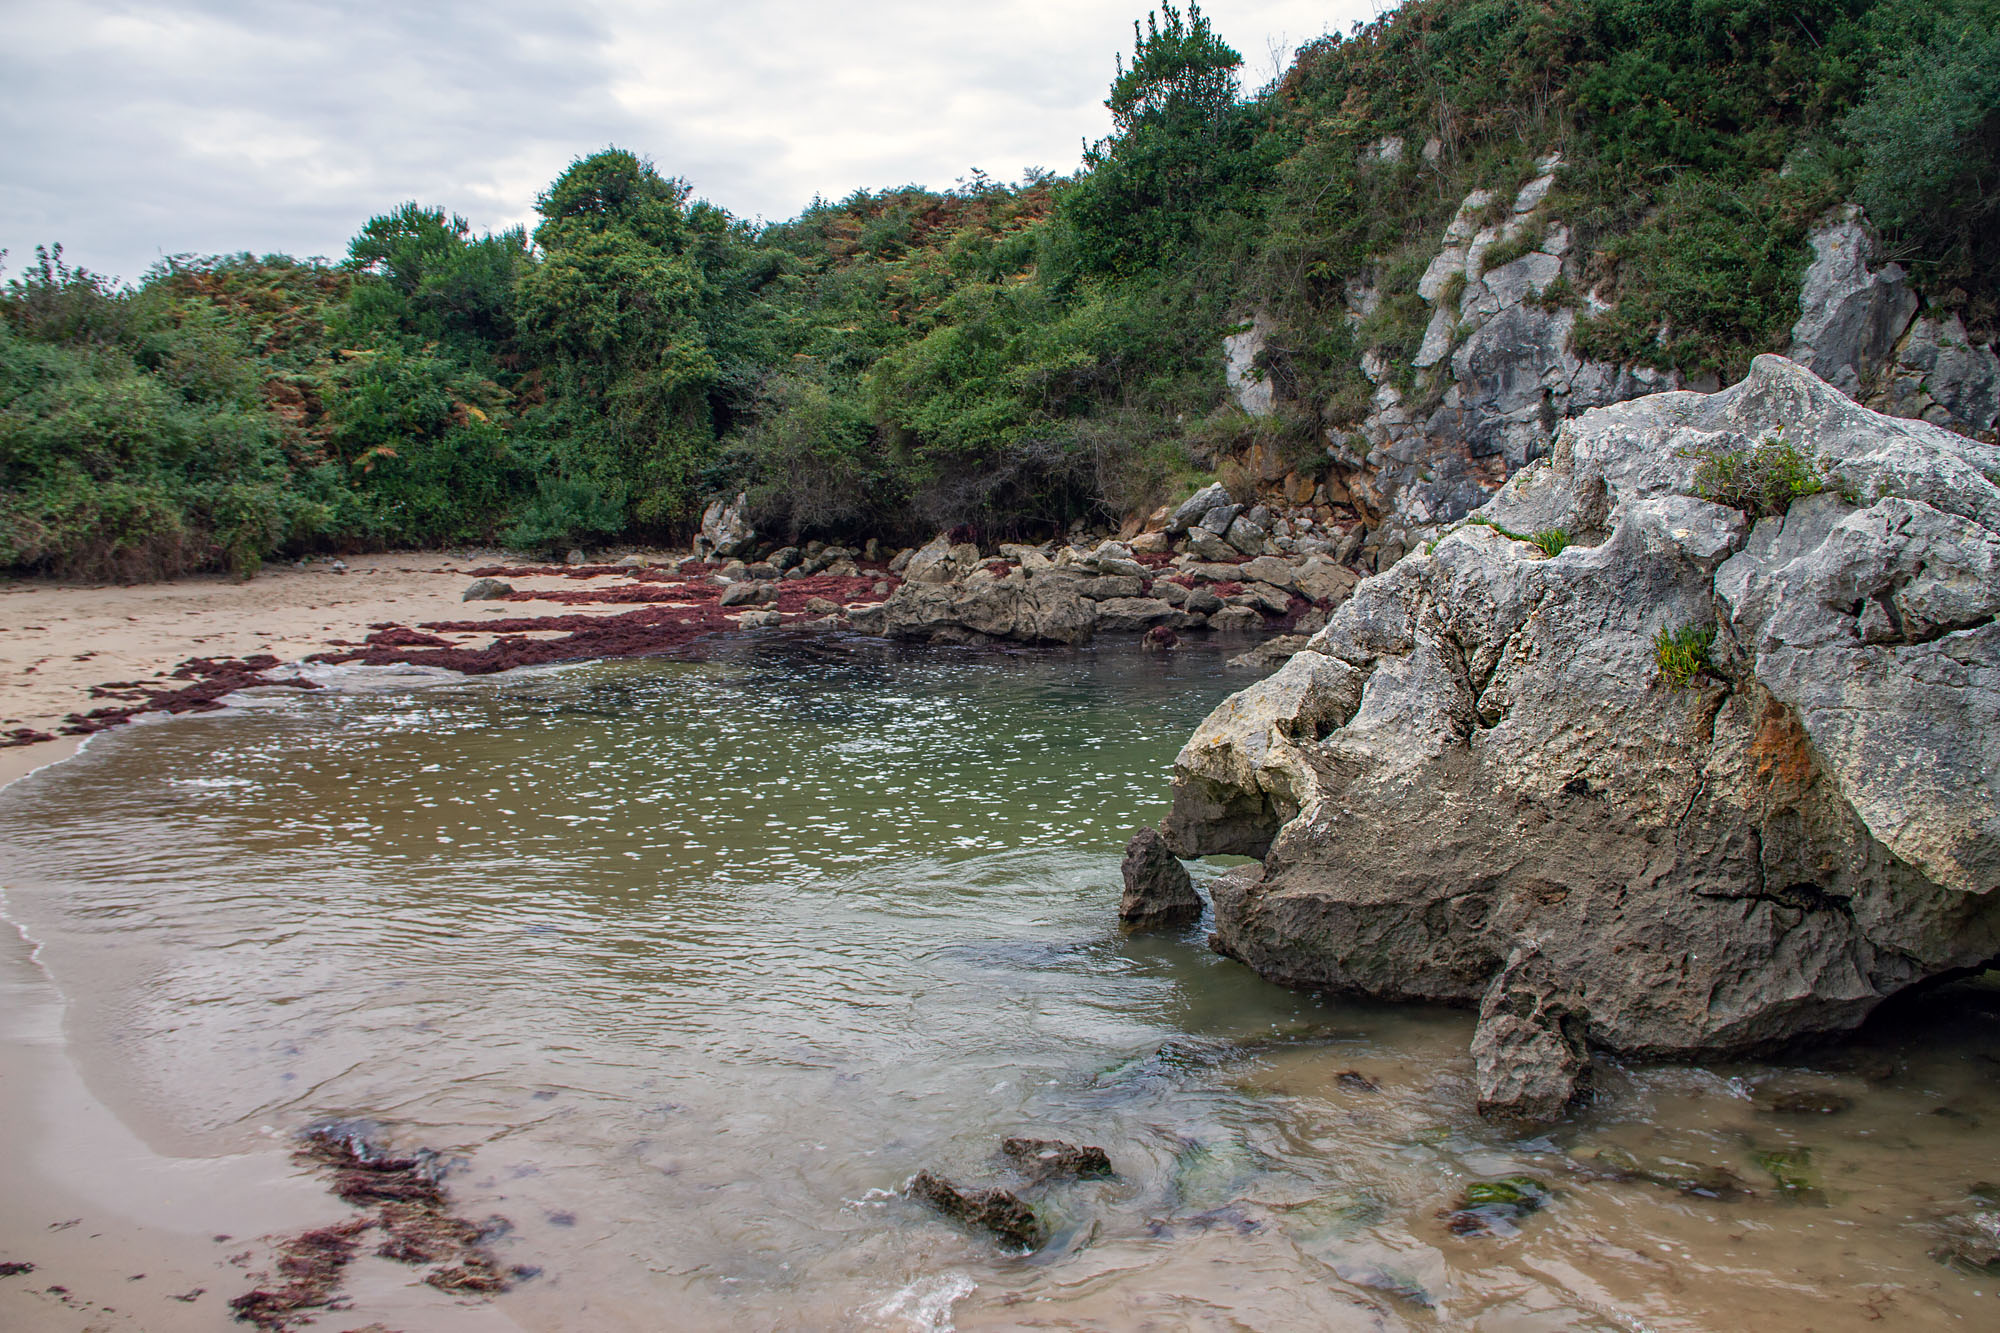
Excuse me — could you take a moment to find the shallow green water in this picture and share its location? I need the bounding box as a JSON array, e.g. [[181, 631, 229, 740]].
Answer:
[[3, 636, 1997, 1331]]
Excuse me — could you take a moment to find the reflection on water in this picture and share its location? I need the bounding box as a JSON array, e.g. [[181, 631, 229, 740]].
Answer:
[[2, 636, 1997, 1331]]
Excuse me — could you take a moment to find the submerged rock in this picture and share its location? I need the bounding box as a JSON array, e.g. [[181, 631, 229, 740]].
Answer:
[[1001, 1137, 1115, 1182], [1933, 1185, 2000, 1274], [907, 1170, 1043, 1249], [1119, 827, 1200, 929], [1441, 1176, 1551, 1236], [1166, 356, 2000, 1121]]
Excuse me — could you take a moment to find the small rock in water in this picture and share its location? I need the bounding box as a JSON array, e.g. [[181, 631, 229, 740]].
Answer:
[[907, 1170, 1043, 1249], [1441, 1176, 1551, 1236], [1119, 827, 1200, 929], [1930, 1185, 2000, 1273], [1334, 1069, 1381, 1092], [462, 578, 514, 601], [1141, 625, 1179, 653], [1001, 1137, 1114, 1182]]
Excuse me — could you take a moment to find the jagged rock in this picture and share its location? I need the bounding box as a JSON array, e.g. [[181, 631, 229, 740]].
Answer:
[[1883, 314, 2000, 435], [1200, 504, 1243, 535], [1471, 945, 1591, 1119], [1293, 557, 1359, 606], [803, 596, 842, 616], [1185, 586, 1225, 616], [1120, 827, 1200, 928], [1790, 209, 1918, 398], [1168, 356, 2000, 1120], [1168, 483, 1233, 534], [1225, 516, 1267, 554], [1186, 529, 1238, 562], [1240, 556, 1298, 589], [736, 609, 781, 628], [907, 1171, 1042, 1249], [1227, 635, 1308, 671], [849, 574, 1095, 646], [699, 493, 756, 558], [1230, 583, 1293, 616], [718, 581, 776, 607], [461, 578, 512, 601], [904, 535, 980, 585], [1154, 580, 1190, 606]]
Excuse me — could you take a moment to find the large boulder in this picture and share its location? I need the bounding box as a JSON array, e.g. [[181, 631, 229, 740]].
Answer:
[[848, 570, 1096, 646], [1166, 356, 2000, 1119]]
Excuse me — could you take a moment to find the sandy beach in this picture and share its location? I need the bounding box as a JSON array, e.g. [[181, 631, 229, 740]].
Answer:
[[0, 551, 688, 1331], [0, 553, 681, 787]]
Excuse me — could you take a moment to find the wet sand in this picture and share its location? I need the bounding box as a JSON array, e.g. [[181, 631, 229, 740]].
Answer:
[[0, 552, 663, 1330]]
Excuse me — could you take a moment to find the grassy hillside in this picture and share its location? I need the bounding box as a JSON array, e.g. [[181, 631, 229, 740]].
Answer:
[[4, 0, 1995, 578]]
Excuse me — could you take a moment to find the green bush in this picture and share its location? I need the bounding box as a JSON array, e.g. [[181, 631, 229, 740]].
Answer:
[[1684, 434, 1833, 518]]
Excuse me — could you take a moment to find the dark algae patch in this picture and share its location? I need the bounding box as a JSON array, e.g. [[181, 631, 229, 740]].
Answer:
[[227, 1119, 530, 1329]]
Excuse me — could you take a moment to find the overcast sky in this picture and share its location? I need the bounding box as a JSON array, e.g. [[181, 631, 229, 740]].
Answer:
[[2, 0, 1392, 284]]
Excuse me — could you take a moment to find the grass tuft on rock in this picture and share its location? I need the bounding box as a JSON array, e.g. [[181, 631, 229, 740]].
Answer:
[[1654, 623, 1717, 688]]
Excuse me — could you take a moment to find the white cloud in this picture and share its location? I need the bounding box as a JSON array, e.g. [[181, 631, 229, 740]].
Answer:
[[1, 0, 1388, 283]]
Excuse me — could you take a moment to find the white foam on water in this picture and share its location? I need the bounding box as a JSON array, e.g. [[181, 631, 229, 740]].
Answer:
[[870, 1273, 976, 1331]]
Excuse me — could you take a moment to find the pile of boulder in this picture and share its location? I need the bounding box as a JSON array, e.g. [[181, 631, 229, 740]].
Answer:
[[682, 485, 1369, 648], [846, 523, 1359, 646]]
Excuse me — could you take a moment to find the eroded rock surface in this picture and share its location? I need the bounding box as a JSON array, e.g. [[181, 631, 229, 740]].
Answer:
[[1166, 357, 2000, 1118], [1119, 827, 1201, 929]]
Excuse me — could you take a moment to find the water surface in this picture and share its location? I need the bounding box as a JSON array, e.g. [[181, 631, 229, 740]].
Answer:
[[3, 636, 1996, 1330]]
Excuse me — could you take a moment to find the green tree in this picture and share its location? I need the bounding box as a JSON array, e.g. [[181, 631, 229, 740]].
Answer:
[[1059, 3, 1265, 276], [516, 150, 738, 533]]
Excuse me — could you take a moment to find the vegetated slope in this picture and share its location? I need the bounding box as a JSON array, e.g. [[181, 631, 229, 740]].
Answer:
[[3, 0, 1993, 580]]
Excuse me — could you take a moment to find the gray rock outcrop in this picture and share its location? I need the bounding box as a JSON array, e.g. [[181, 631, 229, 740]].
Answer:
[[697, 492, 756, 559], [1224, 314, 1276, 417], [1164, 356, 2000, 1118], [1789, 208, 1919, 398]]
